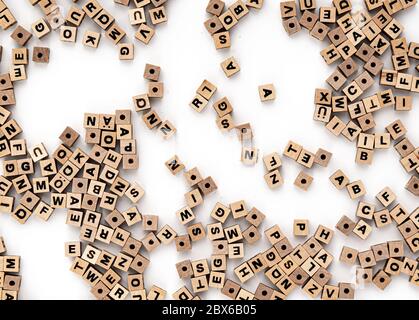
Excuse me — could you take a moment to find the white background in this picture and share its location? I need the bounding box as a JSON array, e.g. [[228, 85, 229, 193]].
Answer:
[[0, 0, 418, 299]]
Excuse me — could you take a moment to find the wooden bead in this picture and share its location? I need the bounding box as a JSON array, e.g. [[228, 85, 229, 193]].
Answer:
[[184, 167, 203, 187], [175, 234, 192, 252], [263, 152, 282, 171], [135, 23, 155, 44], [197, 79, 217, 100], [242, 225, 260, 244], [373, 209, 392, 228], [156, 224, 176, 245], [265, 225, 286, 245], [406, 176, 419, 197], [185, 188, 203, 208], [210, 202, 231, 223], [289, 266, 310, 286], [11, 25, 32, 46], [258, 84, 276, 102], [229, 0, 250, 20], [118, 43, 134, 60], [326, 70, 346, 90], [32, 47, 50, 63], [229, 243, 244, 259], [197, 176, 217, 196], [275, 275, 297, 297], [310, 21, 330, 41], [219, 9, 238, 30], [339, 246, 358, 266], [224, 224, 243, 243], [141, 232, 160, 252], [60, 25, 77, 42], [207, 222, 224, 241], [189, 93, 208, 113], [395, 96, 412, 111], [314, 148, 332, 167], [300, 10, 318, 30], [384, 258, 403, 276], [9, 65, 27, 82], [314, 249, 334, 273], [213, 31, 231, 49], [148, 82, 164, 98], [356, 267, 373, 285], [280, 1, 296, 19], [325, 115, 346, 136], [210, 254, 226, 273], [293, 219, 309, 237], [3, 275, 21, 292], [172, 286, 193, 300], [165, 155, 185, 175], [301, 256, 321, 277], [376, 187, 396, 207], [143, 215, 158, 232], [314, 225, 334, 245], [372, 269, 391, 290], [283, 140, 302, 160], [302, 237, 323, 257], [312, 267, 331, 286], [388, 240, 404, 258], [245, 207, 265, 227], [191, 259, 210, 278], [264, 169, 283, 189], [0, 6, 16, 30], [234, 262, 254, 283], [319, 7, 336, 23], [346, 180, 366, 199], [147, 285, 166, 300], [264, 264, 284, 286], [213, 240, 228, 255], [206, 0, 225, 16], [356, 201, 375, 220], [338, 282, 354, 299], [228, 200, 247, 220], [176, 206, 195, 225], [220, 56, 240, 78], [274, 237, 293, 258], [321, 285, 339, 300], [221, 279, 240, 299], [352, 219, 372, 239], [83, 30, 101, 48], [132, 94, 150, 112], [254, 283, 274, 300], [2, 255, 20, 274], [400, 152, 419, 173], [59, 126, 79, 147], [149, 6, 167, 25], [208, 271, 225, 289], [358, 250, 376, 268], [294, 171, 313, 191], [332, 95, 348, 112], [144, 63, 161, 81], [302, 278, 322, 299], [401, 257, 418, 276], [175, 260, 193, 279], [296, 149, 315, 168], [0, 236, 6, 254], [187, 223, 206, 242], [370, 243, 389, 262], [342, 121, 362, 141], [204, 16, 223, 35], [283, 17, 302, 36]]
